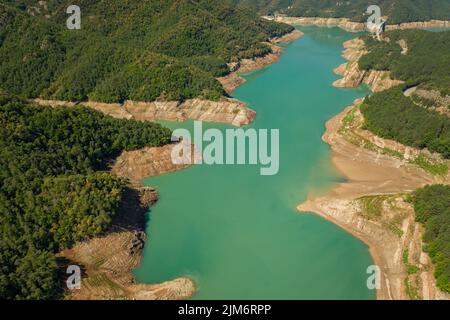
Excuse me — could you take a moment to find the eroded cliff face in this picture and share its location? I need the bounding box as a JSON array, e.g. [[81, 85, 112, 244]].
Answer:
[[265, 16, 450, 33], [34, 97, 256, 127], [217, 29, 304, 94], [33, 29, 306, 127], [217, 45, 284, 94], [332, 38, 403, 92], [124, 98, 256, 127], [300, 195, 449, 300], [406, 87, 450, 117], [385, 20, 450, 30]]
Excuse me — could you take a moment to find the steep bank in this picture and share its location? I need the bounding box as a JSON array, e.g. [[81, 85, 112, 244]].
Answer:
[[217, 29, 304, 94], [33, 97, 256, 128], [332, 38, 403, 92], [264, 16, 450, 33], [60, 143, 194, 300], [298, 102, 450, 300]]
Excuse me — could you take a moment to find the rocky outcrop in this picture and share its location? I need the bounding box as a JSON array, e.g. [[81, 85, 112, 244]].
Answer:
[[264, 16, 450, 33], [83, 101, 133, 119], [123, 98, 255, 127], [34, 29, 304, 126], [217, 72, 247, 96], [34, 97, 256, 127], [237, 44, 285, 74], [128, 231, 146, 256], [111, 143, 194, 186], [299, 195, 449, 300], [332, 38, 403, 92], [217, 29, 304, 94]]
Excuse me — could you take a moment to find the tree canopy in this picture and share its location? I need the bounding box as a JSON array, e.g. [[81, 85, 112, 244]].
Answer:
[[0, 0, 293, 103], [0, 94, 171, 299], [235, 0, 450, 24]]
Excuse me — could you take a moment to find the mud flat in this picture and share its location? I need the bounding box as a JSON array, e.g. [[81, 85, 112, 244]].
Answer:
[[60, 143, 195, 300], [298, 101, 450, 300]]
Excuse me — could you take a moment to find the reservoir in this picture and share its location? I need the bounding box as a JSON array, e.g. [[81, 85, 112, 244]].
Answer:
[[134, 26, 374, 299]]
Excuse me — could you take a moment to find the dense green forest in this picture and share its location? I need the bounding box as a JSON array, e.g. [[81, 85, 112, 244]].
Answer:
[[235, 0, 450, 24], [359, 30, 450, 159], [410, 185, 450, 293], [360, 86, 450, 158], [0, 0, 293, 103], [0, 93, 171, 299], [359, 30, 450, 95]]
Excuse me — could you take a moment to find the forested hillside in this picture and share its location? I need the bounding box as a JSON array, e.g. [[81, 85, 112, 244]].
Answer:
[[410, 185, 450, 293], [359, 30, 450, 95], [0, 93, 171, 299], [0, 0, 293, 103], [361, 86, 450, 158], [235, 0, 450, 24], [359, 30, 450, 159]]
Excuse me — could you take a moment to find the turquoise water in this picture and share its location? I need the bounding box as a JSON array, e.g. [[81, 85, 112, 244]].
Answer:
[[134, 27, 374, 299]]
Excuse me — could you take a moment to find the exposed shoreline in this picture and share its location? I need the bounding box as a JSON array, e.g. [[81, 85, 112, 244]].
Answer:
[[332, 38, 403, 92], [296, 22, 450, 300], [61, 143, 196, 300], [297, 99, 449, 299], [263, 16, 450, 33], [33, 97, 256, 128], [217, 29, 303, 94]]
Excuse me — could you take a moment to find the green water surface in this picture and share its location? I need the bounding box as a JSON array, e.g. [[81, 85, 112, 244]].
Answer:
[[134, 26, 375, 299]]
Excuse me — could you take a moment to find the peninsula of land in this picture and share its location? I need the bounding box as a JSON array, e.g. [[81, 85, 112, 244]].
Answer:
[[57, 29, 302, 300]]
